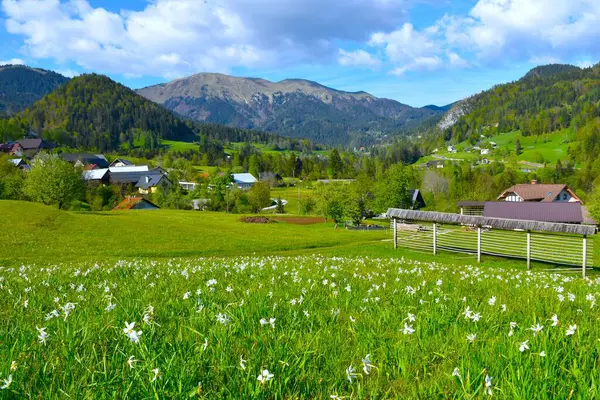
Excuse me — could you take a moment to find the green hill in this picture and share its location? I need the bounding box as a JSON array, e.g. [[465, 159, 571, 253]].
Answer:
[[0, 64, 69, 115], [7, 74, 196, 151]]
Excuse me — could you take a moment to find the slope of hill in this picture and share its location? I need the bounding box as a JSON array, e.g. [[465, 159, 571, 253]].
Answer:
[[437, 62, 600, 144], [137, 73, 442, 146], [0, 65, 69, 115], [9, 74, 196, 151]]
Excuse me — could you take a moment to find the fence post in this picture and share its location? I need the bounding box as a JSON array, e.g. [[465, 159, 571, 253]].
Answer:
[[433, 223, 437, 255], [393, 218, 398, 249], [526, 231, 531, 270], [477, 227, 482, 263], [583, 235, 588, 278]]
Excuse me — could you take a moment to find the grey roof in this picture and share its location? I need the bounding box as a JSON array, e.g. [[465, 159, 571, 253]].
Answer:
[[60, 153, 109, 168], [387, 208, 596, 236], [232, 173, 258, 184], [484, 202, 584, 224], [17, 138, 54, 150], [135, 174, 170, 189], [110, 170, 156, 184], [83, 168, 109, 181]]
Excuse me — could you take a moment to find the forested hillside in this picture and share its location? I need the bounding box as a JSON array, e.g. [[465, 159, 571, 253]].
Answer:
[[2, 74, 196, 151], [0, 65, 68, 115], [440, 63, 600, 145]]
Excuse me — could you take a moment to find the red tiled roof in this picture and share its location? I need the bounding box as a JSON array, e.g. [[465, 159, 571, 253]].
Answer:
[[498, 183, 579, 202]]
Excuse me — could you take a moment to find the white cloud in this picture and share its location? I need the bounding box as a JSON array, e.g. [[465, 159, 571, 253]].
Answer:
[[390, 56, 443, 75], [1, 0, 412, 78], [0, 57, 24, 65], [576, 60, 594, 69], [456, 0, 600, 61], [338, 49, 380, 69], [55, 68, 79, 77]]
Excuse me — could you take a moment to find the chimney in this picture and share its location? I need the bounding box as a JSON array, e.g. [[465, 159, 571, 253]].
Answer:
[[146, 176, 150, 183], [530, 180, 538, 185]]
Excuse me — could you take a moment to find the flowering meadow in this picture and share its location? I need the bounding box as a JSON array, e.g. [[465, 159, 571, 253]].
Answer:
[[1, 256, 600, 398]]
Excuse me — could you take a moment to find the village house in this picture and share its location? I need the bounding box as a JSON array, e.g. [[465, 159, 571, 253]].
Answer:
[[16, 138, 55, 158], [113, 197, 160, 210], [498, 181, 581, 203], [232, 173, 258, 190], [136, 174, 172, 195]]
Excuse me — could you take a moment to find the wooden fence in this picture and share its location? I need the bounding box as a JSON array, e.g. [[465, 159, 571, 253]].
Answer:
[[388, 209, 595, 277]]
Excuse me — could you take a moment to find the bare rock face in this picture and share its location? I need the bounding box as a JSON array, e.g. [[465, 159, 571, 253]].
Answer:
[[137, 73, 442, 146], [437, 96, 475, 130]]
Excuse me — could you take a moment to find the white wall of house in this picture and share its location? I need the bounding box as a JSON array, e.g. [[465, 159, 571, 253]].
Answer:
[[504, 193, 522, 202]]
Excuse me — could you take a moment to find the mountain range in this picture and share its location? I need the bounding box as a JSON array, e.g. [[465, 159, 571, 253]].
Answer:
[[2, 62, 599, 155], [136, 73, 443, 146]]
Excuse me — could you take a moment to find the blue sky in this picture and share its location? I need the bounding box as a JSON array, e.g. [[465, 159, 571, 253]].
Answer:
[[1, 0, 598, 107]]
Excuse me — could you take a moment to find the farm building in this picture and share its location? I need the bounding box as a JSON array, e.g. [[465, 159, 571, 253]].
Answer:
[[498, 181, 581, 203], [457, 201, 596, 226], [387, 208, 595, 275], [232, 173, 258, 189], [113, 197, 160, 210], [60, 153, 109, 168], [408, 189, 426, 210], [259, 172, 284, 187]]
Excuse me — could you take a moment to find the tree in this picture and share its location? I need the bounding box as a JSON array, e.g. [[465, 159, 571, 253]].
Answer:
[[275, 196, 285, 213], [247, 181, 271, 213], [375, 164, 412, 213], [328, 149, 343, 178], [0, 155, 25, 200], [515, 138, 523, 155], [315, 182, 348, 224], [24, 153, 84, 209]]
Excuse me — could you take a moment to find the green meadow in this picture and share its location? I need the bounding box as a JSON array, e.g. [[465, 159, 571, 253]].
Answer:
[[2, 201, 600, 398]]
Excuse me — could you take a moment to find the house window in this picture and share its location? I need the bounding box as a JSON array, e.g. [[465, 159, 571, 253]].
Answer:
[[563, 193, 568, 200]]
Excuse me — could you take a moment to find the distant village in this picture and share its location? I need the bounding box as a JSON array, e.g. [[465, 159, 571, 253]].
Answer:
[[1, 136, 266, 211]]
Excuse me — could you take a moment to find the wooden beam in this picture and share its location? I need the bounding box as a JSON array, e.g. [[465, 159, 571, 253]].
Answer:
[[433, 223, 437, 255], [526, 231, 531, 270], [393, 218, 398, 249], [477, 227, 482, 263], [583, 235, 587, 278]]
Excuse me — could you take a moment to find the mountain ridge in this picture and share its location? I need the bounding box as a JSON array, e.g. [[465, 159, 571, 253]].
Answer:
[[136, 72, 442, 146]]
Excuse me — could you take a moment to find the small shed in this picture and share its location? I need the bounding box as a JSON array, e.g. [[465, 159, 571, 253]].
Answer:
[[113, 197, 160, 210]]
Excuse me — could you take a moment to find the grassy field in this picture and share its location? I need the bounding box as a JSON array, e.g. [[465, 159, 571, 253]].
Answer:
[[160, 139, 199, 152], [0, 201, 388, 266], [3, 201, 600, 398]]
